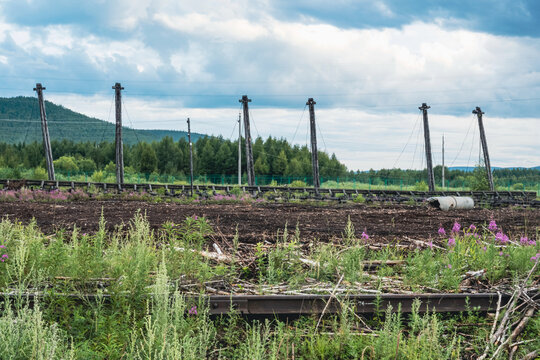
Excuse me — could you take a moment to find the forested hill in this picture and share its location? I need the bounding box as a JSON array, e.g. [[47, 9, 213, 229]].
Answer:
[[0, 97, 203, 145]]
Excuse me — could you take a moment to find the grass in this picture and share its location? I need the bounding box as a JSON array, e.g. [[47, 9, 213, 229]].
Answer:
[[0, 213, 538, 358]]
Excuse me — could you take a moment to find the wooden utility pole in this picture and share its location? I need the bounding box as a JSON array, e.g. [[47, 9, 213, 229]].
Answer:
[[239, 95, 255, 186], [419, 103, 435, 192], [187, 118, 194, 197], [238, 113, 242, 186], [34, 83, 55, 181], [473, 107, 494, 191], [113, 82, 124, 185], [442, 134, 445, 189], [307, 98, 320, 192]]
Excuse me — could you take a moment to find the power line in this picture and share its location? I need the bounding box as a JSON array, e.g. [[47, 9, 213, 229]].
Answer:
[[392, 112, 421, 168], [449, 114, 476, 167], [290, 104, 307, 144], [122, 97, 141, 144]]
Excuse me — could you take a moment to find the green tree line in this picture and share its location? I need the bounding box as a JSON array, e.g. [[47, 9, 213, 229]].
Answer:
[[0, 136, 347, 178], [352, 166, 540, 190]]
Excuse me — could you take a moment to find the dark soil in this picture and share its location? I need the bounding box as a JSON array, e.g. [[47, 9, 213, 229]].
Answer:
[[0, 201, 538, 245]]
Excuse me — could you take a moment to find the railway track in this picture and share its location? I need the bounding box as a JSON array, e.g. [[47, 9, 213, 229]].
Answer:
[[1, 178, 537, 206], [0, 292, 519, 316]]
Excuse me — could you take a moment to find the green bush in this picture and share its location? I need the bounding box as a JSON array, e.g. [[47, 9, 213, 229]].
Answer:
[[414, 180, 429, 191], [53, 156, 79, 173], [32, 167, 48, 180], [289, 180, 307, 187]]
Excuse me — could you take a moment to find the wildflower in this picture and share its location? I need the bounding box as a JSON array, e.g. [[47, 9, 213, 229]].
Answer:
[[482, 246, 487, 252], [529, 239, 537, 246], [488, 219, 497, 231], [427, 240, 433, 250], [447, 237, 456, 246], [188, 306, 198, 315], [469, 224, 476, 231], [1, 254, 7, 259], [530, 253, 540, 262], [499, 251, 504, 256], [438, 227, 446, 236], [447, 264, 452, 269], [361, 231, 369, 240], [451, 222, 461, 233], [0, 245, 5, 249], [520, 237, 529, 245], [495, 232, 509, 244], [193, 215, 198, 220]]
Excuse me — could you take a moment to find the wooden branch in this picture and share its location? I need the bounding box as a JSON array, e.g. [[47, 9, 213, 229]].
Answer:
[[315, 274, 344, 332]]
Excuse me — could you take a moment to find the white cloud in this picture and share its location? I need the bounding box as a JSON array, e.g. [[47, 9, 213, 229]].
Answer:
[[154, 13, 269, 42], [373, 0, 394, 17], [170, 44, 214, 81], [79, 35, 163, 72]]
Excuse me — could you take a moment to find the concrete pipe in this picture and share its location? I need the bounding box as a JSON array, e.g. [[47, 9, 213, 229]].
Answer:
[[427, 196, 474, 211]]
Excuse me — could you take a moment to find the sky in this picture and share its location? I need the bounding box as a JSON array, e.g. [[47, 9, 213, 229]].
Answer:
[[0, 0, 539, 170]]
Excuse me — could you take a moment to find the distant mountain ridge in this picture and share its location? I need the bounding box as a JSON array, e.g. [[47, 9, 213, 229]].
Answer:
[[0, 96, 204, 145]]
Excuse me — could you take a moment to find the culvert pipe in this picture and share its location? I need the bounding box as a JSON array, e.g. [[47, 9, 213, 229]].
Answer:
[[427, 196, 474, 211]]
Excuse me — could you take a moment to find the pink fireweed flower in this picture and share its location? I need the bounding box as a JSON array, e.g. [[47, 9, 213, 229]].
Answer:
[[529, 239, 537, 246], [488, 220, 497, 231], [452, 222, 461, 233], [520, 237, 529, 246], [447, 237, 456, 246], [482, 246, 487, 252], [427, 240, 433, 250], [188, 306, 198, 315], [438, 227, 446, 236], [469, 224, 476, 231], [495, 232, 509, 244], [361, 232, 369, 240], [1, 254, 7, 259], [447, 264, 452, 269], [530, 253, 540, 262], [0, 245, 5, 249]]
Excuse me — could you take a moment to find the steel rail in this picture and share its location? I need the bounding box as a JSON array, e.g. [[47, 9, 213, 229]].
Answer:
[[0, 179, 536, 206], [0, 292, 518, 315]]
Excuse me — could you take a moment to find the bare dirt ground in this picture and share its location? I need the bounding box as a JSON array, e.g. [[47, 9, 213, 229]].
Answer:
[[0, 201, 538, 246]]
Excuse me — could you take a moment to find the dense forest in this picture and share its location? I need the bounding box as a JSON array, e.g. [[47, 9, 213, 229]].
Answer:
[[0, 136, 348, 179]]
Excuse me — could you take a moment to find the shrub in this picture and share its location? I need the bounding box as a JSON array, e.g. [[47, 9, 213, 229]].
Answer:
[[414, 180, 429, 191], [53, 156, 79, 173], [290, 180, 307, 188], [32, 167, 48, 180]]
